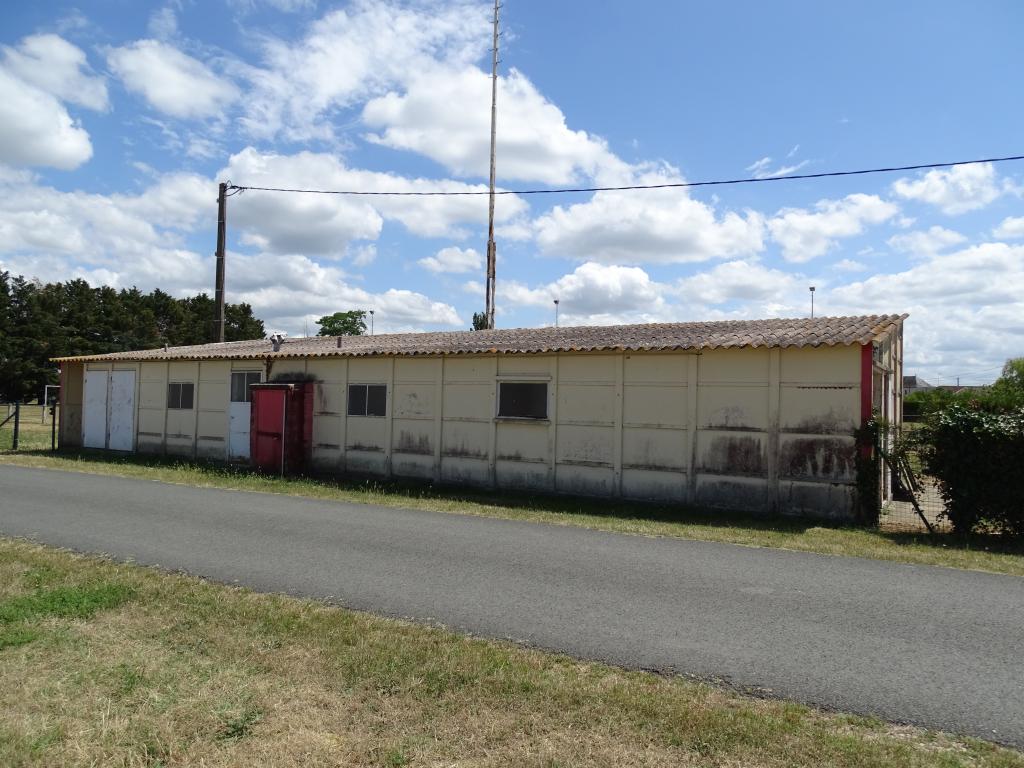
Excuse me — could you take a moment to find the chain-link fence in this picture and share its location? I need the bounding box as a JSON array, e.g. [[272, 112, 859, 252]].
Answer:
[[0, 403, 59, 451], [879, 444, 951, 533], [876, 418, 949, 532]]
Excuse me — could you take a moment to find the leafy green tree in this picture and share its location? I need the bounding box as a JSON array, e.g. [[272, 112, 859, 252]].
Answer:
[[471, 311, 488, 331], [224, 302, 265, 342], [316, 310, 367, 336], [0, 275, 267, 402], [984, 357, 1024, 411], [997, 358, 1024, 391]]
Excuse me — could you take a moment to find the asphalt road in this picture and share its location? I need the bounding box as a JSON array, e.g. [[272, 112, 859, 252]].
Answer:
[[1, 464, 1022, 747]]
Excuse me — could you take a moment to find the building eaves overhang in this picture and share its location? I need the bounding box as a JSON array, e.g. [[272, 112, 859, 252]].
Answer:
[[52, 314, 909, 364]]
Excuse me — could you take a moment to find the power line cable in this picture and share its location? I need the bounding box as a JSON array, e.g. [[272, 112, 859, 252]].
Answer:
[[227, 153, 1024, 197], [942, 364, 1006, 380]]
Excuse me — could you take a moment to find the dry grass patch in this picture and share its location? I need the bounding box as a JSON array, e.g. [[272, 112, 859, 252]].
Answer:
[[2, 449, 1024, 577], [0, 538, 1021, 767]]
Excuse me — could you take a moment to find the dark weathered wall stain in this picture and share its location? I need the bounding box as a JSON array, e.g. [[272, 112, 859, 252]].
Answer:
[[442, 442, 488, 459], [705, 405, 756, 431], [778, 437, 855, 481], [783, 408, 853, 435], [347, 443, 384, 452], [700, 435, 765, 476], [395, 431, 431, 455]]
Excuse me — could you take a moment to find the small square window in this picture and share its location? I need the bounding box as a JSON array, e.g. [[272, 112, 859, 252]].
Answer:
[[498, 382, 547, 419], [231, 371, 262, 403], [348, 384, 387, 417], [167, 382, 194, 410]]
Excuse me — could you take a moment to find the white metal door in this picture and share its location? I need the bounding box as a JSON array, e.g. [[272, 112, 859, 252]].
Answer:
[[229, 370, 261, 460], [107, 370, 136, 451], [229, 402, 251, 459], [82, 370, 108, 449]]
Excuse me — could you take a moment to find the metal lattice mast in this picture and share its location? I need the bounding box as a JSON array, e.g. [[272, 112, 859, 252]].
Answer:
[[484, 0, 501, 329]]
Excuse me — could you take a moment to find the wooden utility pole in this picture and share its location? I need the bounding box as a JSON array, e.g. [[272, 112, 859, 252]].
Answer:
[[484, 0, 501, 330], [214, 181, 228, 343]]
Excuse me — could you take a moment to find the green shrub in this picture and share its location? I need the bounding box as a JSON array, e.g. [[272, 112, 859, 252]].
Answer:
[[918, 405, 1024, 535]]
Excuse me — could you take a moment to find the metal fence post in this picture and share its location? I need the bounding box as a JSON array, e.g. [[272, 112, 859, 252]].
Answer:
[[12, 402, 20, 450]]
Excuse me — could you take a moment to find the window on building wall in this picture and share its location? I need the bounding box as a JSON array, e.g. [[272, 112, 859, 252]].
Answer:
[[230, 371, 262, 403], [167, 382, 195, 410], [348, 384, 387, 417], [498, 382, 548, 419]]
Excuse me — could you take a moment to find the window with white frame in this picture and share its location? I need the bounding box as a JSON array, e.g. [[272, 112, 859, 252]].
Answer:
[[230, 371, 262, 403], [348, 384, 387, 417]]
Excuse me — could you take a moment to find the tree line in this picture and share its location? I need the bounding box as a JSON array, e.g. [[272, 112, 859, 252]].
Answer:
[[0, 272, 265, 403]]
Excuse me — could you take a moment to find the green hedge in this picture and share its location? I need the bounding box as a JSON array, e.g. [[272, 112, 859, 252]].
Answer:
[[918, 405, 1024, 535]]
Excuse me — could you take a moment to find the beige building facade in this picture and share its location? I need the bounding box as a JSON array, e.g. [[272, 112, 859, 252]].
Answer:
[[56, 315, 905, 521]]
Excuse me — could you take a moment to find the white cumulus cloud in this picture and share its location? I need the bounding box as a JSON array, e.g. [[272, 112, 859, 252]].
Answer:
[[2, 33, 108, 111], [0, 69, 93, 170], [107, 40, 239, 119], [887, 226, 966, 257], [534, 167, 765, 265], [418, 246, 482, 274], [891, 163, 1005, 215], [492, 262, 670, 326], [828, 242, 1024, 376], [221, 147, 527, 254], [768, 193, 898, 262], [993, 216, 1024, 240], [364, 67, 624, 184], [240, 0, 485, 142], [674, 260, 803, 305]]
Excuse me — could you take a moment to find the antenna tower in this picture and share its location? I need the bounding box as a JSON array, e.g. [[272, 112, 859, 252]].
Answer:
[[484, 0, 501, 329]]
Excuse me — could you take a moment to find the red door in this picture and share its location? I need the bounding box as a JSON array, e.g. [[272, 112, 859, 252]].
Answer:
[[251, 387, 287, 474]]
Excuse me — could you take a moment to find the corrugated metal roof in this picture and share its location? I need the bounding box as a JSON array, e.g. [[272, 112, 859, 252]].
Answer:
[[52, 314, 907, 363]]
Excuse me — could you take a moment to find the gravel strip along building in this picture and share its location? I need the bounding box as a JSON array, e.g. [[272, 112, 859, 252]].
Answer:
[[54, 314, 905, 521]]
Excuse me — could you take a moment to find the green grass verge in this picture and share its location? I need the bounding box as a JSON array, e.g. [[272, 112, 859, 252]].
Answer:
[[0, 537, 1020, 767], [1, 447, 1023, 577], [0, 406, 56, 452]]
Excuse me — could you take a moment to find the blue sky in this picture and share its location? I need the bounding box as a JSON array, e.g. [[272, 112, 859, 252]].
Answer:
[[1, 0, 1022, 384]]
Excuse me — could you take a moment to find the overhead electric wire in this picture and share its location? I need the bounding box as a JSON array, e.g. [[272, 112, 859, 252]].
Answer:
[[226, 153, 1024, 197]]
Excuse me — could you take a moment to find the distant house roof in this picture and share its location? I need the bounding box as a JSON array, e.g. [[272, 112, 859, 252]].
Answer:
[[53, 314, 907, 364], [903, 375, 933, 389]]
